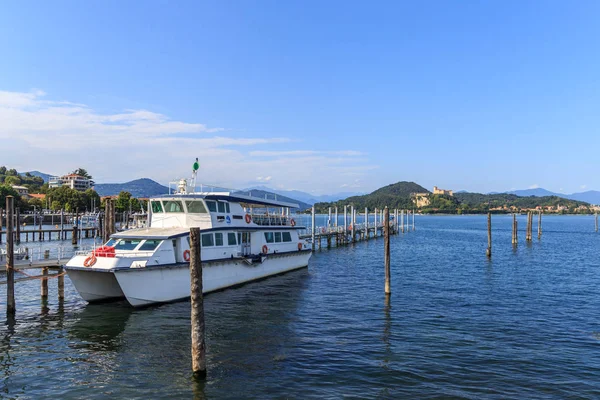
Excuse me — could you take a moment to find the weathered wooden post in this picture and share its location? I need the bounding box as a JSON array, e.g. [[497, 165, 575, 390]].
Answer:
[[412, 209, 415, 231], [328, 207, 332, 229], [384, 207, 391, 295], [0, 207, 3, 243], [365, 207, 369, 239], [311, 206, 316, 251], [351, 205, 355, 243], [334, 207, 338, 228], [512, 213, 517, 245], [58, 266, 65, 300], [60, 209, 64, 240], [400, 209, 404, 233], [189, 227, 206, 379], [538, 210, 542, 239], [486, 212, 492, 258], [526, 212, 532, 241], [38, 211, 43, 241], [15, 208, 20, 245], [6, 197, 15, 315], [41, 267, 49, 299], [596, 213, 598, 233]]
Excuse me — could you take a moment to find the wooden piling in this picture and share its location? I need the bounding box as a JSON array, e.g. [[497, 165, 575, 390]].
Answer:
[[189, 227, 206, 379], [412, 209, 415, 231], [15, 208, 20, 244], [596, 213, 598, 233], [58, 266, 65, 300], [486, 212, 492, 258], [512, 213, 517, 245], [334, 207, 338, 227], [41, 267, 49, 299], [6, 196, 15, 315], [365, 207, 369, 239], [400, 209, 404, 232], [104, 201, 109, 242], [384, 207, 391, 294], [351, 206, 355, 243], [538, 210, 542, 239], [526, 212, 532, 241], [60, 209, 64, 239], [311, 206, 316, 251], [38, 211, 42, 241], [0, 207, 3, 243]]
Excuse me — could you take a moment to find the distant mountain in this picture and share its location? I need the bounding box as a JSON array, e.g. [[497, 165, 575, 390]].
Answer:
[[246, 185, 363, 205], [241, 188, 311, 210], [95, 178, 169, 198], [505, 188, 600, 205], [20, 170, 53, 182]]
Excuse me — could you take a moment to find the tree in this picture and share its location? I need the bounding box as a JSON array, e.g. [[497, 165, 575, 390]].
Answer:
[[0, 166, 6, 175], [0, 184, 20, 207], [72, 168, 93, 179], [116, 191, 132, 212], [4, 176, 21, 186], [51, 201, 62, 211]]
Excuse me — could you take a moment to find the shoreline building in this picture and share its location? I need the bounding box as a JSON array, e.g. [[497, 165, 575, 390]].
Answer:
[[49, 174, 94, 191], [433, 186, 454, 196]]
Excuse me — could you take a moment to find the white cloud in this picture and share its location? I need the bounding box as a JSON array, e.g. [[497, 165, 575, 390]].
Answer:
[[581, 185, 588, 190], [0, 89, 376, 194], [528, 184, 540, 189]]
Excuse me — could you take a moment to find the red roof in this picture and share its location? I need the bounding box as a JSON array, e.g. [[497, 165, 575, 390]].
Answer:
[[29, 193, 46, 199]]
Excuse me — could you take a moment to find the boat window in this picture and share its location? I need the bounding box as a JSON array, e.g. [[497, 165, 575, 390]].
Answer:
[[226, 203, 230, 213], [228, 233, 237, 246], [264, 232, 274, 243], [163, 200, 184, 213], [114, 239, 142, 251], [275, 232, 282, 243], [215, 233, 224, 246], [282, 232, 292, 242], [201, 233, 214, 247], [151, 201, 163, 213], [206, 201, 217, 212], [217, 202, 226, 213], [139, 240, 162, 251], [105, 238, 117, 247], [238, 232, 242, 244], [186, 201, 207, 214]]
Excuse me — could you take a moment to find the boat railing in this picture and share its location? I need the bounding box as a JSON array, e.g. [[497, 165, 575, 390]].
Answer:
[[250, 214, 293, 226]]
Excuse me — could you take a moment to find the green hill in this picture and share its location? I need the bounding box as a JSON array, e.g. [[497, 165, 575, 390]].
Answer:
[[314, 181, 427, 212]]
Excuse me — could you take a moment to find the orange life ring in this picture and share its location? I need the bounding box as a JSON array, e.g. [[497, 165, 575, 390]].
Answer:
[[290, 218, 296, 227], [297, 242, 303, 251], [262, 245, 268, 254], [84, 255, 97, 267], [245, 214, 252, 224], [183, 249, 191, 262]]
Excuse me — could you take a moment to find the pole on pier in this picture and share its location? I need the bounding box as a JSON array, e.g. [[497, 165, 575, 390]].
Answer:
[[538, 210, 542, 239], [311, 206, 316, 251], [328, 207, 332, 229], [486, 212, 492, 258], [365, 207, 368, 239], [400, 209, 404, 233], [15, 208, 20, 245], [38, 211, 42, 241], [103, 201, 109, 242], [189, 227, 206, 379], [6, 197, 15, 315], [596, 213, 598, 233], [374, 208, 378, 234], [41, 267, 49, 299], [0, 207, 3, 243], [351, 206, 355, 243], [343, 206, 347, 242], [334, 207, 338, 228], [384, 207, 391, 295], [412, 209, 415, 231], [526, 212, 532, 241], [60, 209, 64, 240]]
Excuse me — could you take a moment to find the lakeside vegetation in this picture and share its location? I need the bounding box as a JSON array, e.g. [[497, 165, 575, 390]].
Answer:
[[312, 181, 594, 214]]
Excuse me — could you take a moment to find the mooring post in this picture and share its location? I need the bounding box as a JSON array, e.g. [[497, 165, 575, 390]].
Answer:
[[364, 207, 369, 239], [15, 208, 20, 245], [38, 211, 42, 241], [596, 212, 598, 233], [0, 207, 3, 244], [412, 209, 415, 231], [6, 196, 15, 315], [328, 207, 332, 229], [406, 210, 409, 232], [58, 266, 65, 300], [526, 212, 532, 241], [512, 213, 517, 245], [311, 206, 316, 251], [60, 209, 64, 240], [189, 227, 206, 379], [384, 207, 391, 295], [350, 206, 355, 243], [486, 212, 492, 258], [103, 201, 109, 242], [334, 207, 338, 228], [41, 267, 49, 299], [538, 210, 542, 239]]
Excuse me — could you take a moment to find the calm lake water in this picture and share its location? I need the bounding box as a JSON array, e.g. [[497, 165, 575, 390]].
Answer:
[[1, 215, 600, 399]]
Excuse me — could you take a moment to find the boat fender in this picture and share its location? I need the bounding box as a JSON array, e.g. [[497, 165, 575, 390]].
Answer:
[[290, 218, 296, 227], [183, 249, 191, 262], [84, 255, 97, 267], [262, 245, 268, 254], [297, 242, 303, 251], [245, 214, 252, 224]]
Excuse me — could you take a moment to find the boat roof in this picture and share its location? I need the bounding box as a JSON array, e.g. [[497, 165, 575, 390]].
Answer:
[[112, 227, 189, 240], [152, 192, 300, 209]]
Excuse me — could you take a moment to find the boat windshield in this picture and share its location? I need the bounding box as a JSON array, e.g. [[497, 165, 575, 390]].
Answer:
[[114, 239, 143, 251], [105, 238, 118, 247]]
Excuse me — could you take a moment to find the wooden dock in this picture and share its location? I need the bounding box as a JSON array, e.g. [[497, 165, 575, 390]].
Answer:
[[0, 227, 99, 243]]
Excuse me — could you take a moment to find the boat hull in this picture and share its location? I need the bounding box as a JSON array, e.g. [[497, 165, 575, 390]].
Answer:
[[66, 268, 125, 302]]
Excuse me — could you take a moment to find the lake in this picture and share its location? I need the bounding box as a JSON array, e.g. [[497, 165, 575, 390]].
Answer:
[[1, 215, 600, 399]]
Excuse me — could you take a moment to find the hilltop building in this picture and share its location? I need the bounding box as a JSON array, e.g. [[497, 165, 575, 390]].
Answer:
[[412, 193, 431, 207], [433, 186, 453, 196], [49, 174, 94, 191]]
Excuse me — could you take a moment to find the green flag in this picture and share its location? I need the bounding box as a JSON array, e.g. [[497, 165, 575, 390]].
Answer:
[[193, 158, 199, 172]]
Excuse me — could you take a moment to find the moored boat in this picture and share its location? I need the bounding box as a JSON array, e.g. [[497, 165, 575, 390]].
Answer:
[[65, 176, 311, 307]]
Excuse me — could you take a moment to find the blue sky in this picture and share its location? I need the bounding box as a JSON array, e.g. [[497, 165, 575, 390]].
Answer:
[[1, 1, 599, 195]]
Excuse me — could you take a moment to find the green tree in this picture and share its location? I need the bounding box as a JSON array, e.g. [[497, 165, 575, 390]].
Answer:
[[0, 184, 20, 207], [4, 176, 21, 186], [116, 191, 132, 212], [72, 168, 93, 179], [51, 200, 62, 211], [0, 166, 6, 175]]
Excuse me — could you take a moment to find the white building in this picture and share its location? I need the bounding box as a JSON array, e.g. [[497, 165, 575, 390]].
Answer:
[[49, 174, 94, 191], [11, 185, 30, 197]]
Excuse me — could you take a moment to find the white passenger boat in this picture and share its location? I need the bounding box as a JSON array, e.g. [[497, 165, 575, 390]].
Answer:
[[64, 178, 312, 307]]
